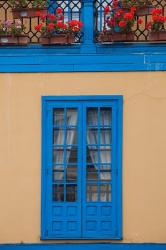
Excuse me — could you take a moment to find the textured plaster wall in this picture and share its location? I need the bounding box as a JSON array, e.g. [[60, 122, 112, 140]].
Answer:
[[0, 72, 166, 243]]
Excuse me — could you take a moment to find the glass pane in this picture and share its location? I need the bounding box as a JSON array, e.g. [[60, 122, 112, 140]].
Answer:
[[66, 185, 77, 202], [87, 165, 98, 180], [67, 146, 77, 164], [67, 108, 78, 126], [87, 108, 98, 126], [87, 128, 98, 145], [66, 129, 77, 145], [100, 184, 111, 202], [100, 129, 112, 145], [100, 108, 112, 126], [99, 146, 111, 164], [53, 129, 65, 145], [67, 166, 77, 182], [53, 147, 64, 164], [53, 171, 64, 181], [87, 146, 98, 164], [100, 165, 111, 181], [54, 109, 64, 126], [53, 184, 64, 201], [87, 184, 98, 202]]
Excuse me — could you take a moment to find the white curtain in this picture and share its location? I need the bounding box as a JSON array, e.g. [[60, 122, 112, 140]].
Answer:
[[87, 109, 111, 180], [53, 109, 77, 180], [66, 110, 77, 163]]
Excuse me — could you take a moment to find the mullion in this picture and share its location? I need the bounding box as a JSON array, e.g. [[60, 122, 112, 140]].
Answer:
[[97, 107, 100, 202], [64, 108, 67, 202]]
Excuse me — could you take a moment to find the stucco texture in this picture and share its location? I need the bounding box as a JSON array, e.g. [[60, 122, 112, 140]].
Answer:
[[0, 72, 166, 243]]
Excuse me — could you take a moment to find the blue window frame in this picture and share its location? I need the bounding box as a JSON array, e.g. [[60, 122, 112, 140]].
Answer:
[[41, 96, 123, 239]]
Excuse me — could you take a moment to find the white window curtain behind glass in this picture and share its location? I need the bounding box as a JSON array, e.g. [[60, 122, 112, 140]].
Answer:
[[54, 109, 77, 180], [87, 109, 111, 180]]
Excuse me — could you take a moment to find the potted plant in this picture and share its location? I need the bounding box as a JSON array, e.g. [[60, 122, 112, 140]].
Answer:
[[0, 19, 29, 45], [120, 0, 153, 16], [35, 8, 83, 45], [98, 6, 143, 42], [147, 8, 166, 41], [9, 0, 47, 18]]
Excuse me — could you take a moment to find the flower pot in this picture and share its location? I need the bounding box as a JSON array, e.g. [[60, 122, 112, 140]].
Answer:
[[0, 35, 30, 45], [111, 32, 135, 41], [98, 32, 112, 42], [12, 7, 47, 18], [136, 5, 154, 16], [148, 31, 166, 41], [39, 34, 75, 45], [98, 32, 134, 42]]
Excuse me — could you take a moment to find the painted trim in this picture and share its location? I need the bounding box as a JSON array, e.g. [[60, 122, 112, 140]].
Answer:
[[0, 43, 166, 72], [0, 243, 166, 250]]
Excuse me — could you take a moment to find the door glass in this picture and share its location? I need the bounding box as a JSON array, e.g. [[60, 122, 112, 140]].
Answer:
[[86, 107, 112, 202], [52, 108, 78, 202]]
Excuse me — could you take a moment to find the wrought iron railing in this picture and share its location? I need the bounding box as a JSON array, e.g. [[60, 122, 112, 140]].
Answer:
[[1, 0, 166, 44], [0, 0, 82, 43], [94, 0, 166, 42]]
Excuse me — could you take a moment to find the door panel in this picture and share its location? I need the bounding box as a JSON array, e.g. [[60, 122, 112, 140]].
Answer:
[[82, 105, 116, 238], [46, 104, 82, 238]]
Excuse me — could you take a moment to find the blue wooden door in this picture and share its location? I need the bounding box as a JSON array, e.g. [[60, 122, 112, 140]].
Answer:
[[82, 103, 117, 238], [45, 103, 82, 238], [43, 97, 121, 239]]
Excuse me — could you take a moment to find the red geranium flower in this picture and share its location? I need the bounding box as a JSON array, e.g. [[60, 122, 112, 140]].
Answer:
[[56, 7, 63, 14], [151, 8, 162, 15], [34, 23, 43, 31], [47, 22, 55, 31], [104, 6, 110, 14], [48, 13, 56, 21], [124, 12, 134, 20], [35, 11, 41, 16], [138, 18, 143, 24], [118, 20, 126, 27]]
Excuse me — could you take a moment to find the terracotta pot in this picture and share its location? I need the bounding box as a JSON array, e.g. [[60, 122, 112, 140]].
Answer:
[[12, 7, 47, 18], [39, 34, 75, 45], [98, 32, 134, 42], [0, 35, 29, 45], [148, 31, 166, 41], [98, 32, 112, 42], [111, 32, 134, 41], [136, 5, 154, 16]]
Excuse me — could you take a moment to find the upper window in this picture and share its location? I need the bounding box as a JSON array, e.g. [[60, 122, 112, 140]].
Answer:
[[41, 96, 122, 239]]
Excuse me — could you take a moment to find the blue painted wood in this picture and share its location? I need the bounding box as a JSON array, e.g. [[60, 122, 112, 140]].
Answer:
[[0, 43, 166, 72], [42, 102, 83, 239], [42, 96, 122, 239], [0, 243, 166, 250]]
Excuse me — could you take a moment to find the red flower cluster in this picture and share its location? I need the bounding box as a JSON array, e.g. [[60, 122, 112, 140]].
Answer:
[[34, 10, 83, 35], [68, 20, 83, 32], [146, 8, 166, 31], [104, 6, 142, 32]]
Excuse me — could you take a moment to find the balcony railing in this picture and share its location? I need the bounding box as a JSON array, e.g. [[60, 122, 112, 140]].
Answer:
[[0, 0, 166, 45], [0, 0, 82, 43], [94, 0, 166, 42]]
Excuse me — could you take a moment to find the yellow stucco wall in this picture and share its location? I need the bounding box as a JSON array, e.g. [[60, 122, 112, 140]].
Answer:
[[0, 72, 166, 243]]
